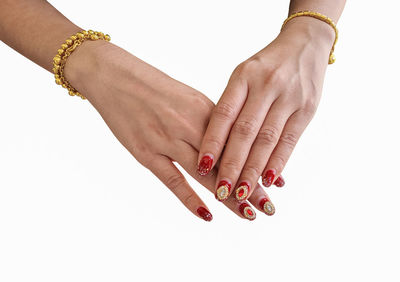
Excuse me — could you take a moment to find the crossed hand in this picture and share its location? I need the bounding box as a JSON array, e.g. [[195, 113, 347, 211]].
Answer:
[[65, 18, 332, 221]]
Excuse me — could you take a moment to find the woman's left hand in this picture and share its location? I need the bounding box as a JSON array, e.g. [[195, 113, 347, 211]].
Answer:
[[197, 17, 335, 202]]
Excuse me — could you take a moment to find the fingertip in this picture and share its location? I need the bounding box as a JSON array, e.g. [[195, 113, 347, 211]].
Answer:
[[197, 207, 213, 222], [274, 175, 285, 187], [215, 179, 232, 202], [197, 153, 214, 176]]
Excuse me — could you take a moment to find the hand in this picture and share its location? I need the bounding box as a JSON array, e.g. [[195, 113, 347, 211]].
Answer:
[[64, 40, 276, 221], [198, 16, 335, 201]]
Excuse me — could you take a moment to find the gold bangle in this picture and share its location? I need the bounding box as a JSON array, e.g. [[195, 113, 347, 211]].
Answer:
[[52, 30, 111, 99], [281, 11, 338, 64]]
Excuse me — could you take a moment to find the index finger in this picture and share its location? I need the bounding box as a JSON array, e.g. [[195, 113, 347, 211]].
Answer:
[[197, 76, 248, 176]]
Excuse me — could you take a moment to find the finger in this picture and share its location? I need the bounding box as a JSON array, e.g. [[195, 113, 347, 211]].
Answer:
[[214, 87, 278, 201], [231, 100, 292, 201], [197, 76, 248, 176], [148, 154, 213, 222], [176, 141, 257, 221], [248, 183, 276, 216], [273, 175, 285, 188], [263, 110, 311, 185]]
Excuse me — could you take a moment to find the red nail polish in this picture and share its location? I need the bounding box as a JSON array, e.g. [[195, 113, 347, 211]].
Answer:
[[239, 203, 256, 220], [235, 182, 250, 201], [197, 207, 213, 221], [274, 175, 285, 187], [259, 198, 275, 216], [197, 154, 213, 176], [216, 180, 231, 201], [262, 169, 276, 187]]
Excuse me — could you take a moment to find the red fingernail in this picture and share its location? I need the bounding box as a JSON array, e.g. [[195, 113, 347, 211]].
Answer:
[[197, 207, 213, 222], [262, 169, 276, 187], [259, 198, 275, 216], [197, 154, 213, 176], [235, 182, 250, 201], [216, 180, 231, 201], [274, 175, 285, 187], [239, 203, 256, 220]]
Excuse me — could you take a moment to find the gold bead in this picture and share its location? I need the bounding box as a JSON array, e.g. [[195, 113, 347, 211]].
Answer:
[[53, 67, 60, 74], [82, 30, 88, 36], [61, 43, 68, 50], [68, 90, 75, 96], [104, 34, 111, 41], [53, 56, 61, 65], [98, 32, 104, 38], [62, 84, 67, 88], [55, 78, 62, 85], [65, 39, 73, 46], [77, 32, 85, 39], [88, 30, 94, 34], [90, 34, 99, 40], [57, 49, 64, 55], [70, 35, 77, 41]]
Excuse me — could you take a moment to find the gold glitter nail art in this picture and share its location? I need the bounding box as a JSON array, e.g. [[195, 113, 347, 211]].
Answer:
[[235, 184, 249, 201]]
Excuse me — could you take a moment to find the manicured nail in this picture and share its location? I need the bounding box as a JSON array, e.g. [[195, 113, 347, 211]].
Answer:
[[259, 198, 275, 216], [239, 203, 256, 220], [262, 169, 276, 187], [274, 175, 285, 187], [197, 154, 213, 176], [197, 207, 213, 222], [215, 180, 231, 202], [235, 182, 250, 201]]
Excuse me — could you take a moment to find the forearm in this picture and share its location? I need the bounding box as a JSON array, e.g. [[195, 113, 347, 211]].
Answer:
[[0, 0, 82, 72], [289, 0, 346, 23]]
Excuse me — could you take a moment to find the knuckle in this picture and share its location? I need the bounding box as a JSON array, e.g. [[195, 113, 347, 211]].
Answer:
[[302, 100, 318, 117], [213, 101, 236, 121], [232, 118, 258, 138], [203, 135, 225, 149], [242, 163, 263, 178], [165, 174, 185, 192], [222, 158, 242, 175], [256, 126, 280, 145], [234, 58, 262, 77], [279, 132, 299, 150], [269, 154, 286, 171], [268, 69, 286, 86], [183, 192, 196, 206]]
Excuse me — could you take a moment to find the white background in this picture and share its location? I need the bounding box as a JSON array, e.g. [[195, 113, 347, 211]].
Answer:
[[1, 1, 399, 281]]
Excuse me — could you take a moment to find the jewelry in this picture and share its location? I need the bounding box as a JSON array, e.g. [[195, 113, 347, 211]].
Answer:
[[281, 11, 338, 64], [52, 30, 111, 99]]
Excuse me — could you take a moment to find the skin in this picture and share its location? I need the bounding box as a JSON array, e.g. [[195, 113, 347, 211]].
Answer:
[[198, 0, 346, 201], [0, 0, 275, 220], [0, 0, 346, 220]]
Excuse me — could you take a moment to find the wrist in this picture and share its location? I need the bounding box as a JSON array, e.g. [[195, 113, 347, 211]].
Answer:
[[63, 39, 108, 99], [279, 16, 335, 52]]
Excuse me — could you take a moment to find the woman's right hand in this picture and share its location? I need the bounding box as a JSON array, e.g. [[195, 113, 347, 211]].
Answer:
[[63, 40, 277, 221]]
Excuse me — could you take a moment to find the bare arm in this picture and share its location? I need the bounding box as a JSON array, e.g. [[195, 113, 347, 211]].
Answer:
[[0, 0, 279, 220], [0, 0, 81, 72]]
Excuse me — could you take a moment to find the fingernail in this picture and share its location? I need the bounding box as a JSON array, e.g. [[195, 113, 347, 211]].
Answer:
[[259, 198, 275, 216], [215, 180, 231, 202], [235, 182, 250, 201], [262, 169, 276, 187], [197, 207, 213, 222], [197, 154, 213, 176], [239, 203, 256, 220], [274, 175, 285, 187]]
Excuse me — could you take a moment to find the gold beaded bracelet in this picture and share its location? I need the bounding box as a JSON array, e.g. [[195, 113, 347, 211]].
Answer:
[[53, 30, 111, 99], [281, 11, 338, 64]]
